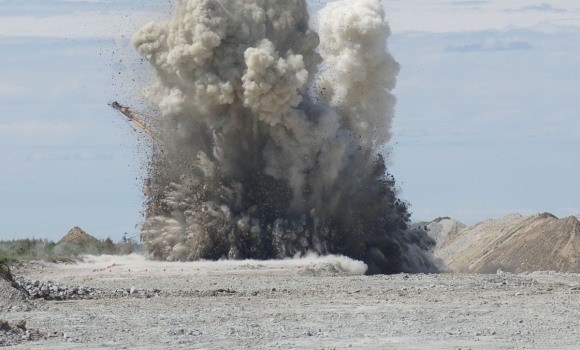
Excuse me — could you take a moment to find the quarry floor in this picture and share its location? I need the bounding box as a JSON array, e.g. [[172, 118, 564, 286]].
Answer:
[[4, 255, 580, 350]]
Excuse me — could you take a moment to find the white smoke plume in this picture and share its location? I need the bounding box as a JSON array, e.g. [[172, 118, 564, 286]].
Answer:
[[132, 0, 436, 274], [317, 0, 399, 147]]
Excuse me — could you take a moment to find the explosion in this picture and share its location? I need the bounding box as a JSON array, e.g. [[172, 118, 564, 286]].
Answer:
[[131, 0, 436, 274]]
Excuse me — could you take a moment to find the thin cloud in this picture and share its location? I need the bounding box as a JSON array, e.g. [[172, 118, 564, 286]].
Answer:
[[446, 38, 533, 53], [27, 152, 70, 162], [0, 0, 163, 17], [503, 3, 567, 13], [0, 121, 82, 136], [450, 1, 490, 6], [74, 152, 114, 161], [27, 152, 113, 162], [0, 11, 163, 38]]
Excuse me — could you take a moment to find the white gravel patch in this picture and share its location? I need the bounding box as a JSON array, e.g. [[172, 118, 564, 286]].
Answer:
[[3, 259, 580, 349]]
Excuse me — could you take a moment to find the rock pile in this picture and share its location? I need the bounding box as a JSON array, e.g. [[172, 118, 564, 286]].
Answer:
[[0, 319, 52, 347], [14, 278, 101, 300], [13, 278, 164, 300]]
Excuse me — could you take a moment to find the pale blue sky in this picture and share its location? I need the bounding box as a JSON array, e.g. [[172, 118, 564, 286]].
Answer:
[[1, 0, 579, 241]]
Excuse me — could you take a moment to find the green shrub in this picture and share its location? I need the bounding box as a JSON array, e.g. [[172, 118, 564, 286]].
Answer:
[[44, 241, 56, 255], [0, 255, 17, 264], [432, 217, 452, 223]]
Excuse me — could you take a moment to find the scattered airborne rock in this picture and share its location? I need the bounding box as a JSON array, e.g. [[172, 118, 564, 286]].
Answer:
[[58, 227, 98, 245], [431, 213, 580, 273]]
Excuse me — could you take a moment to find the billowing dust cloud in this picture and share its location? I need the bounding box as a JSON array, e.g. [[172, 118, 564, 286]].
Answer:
[[132, 0, 436, 274]]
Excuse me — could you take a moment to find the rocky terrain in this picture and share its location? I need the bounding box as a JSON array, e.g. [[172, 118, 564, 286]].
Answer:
[[0, 319, 55, 347], [428, 213, 580, 273], [1, 255, 580, 349]]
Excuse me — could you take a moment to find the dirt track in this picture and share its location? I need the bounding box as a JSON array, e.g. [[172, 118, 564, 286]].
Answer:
[[3, 255, 580, 349]]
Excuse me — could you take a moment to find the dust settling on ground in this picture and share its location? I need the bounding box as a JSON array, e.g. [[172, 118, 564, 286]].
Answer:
[[128, 0, 437, 275]]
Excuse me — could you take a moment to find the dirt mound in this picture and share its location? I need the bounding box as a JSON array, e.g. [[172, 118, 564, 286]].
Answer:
[[58, 227, 98, 245], [435, 213, 580, 273]]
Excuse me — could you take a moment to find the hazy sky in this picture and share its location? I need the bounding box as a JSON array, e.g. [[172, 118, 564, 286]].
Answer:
[[1, 0, 579, 241]]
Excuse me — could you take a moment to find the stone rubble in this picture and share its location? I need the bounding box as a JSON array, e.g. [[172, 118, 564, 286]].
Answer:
[[0, 319, 58, 347], [13, 278, 171, 300]]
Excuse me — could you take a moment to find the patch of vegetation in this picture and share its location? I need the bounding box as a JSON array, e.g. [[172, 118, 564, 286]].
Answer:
[[0, 238, 142, 263], [432, 217, 452, 223], [0, 262, 13, 282], [0, 256, 18, 264]]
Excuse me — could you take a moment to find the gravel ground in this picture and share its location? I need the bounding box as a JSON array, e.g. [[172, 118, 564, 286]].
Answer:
[[3, 255, 580, 349]]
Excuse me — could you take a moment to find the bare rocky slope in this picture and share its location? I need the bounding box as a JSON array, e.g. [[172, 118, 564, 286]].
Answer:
[[428, 213, 580, 273], [424, 218, 466, 248]]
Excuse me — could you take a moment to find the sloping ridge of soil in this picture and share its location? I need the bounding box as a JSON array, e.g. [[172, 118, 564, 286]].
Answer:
[[437, 213, 580, 273], [0, 263, 30, 312], [58, 227, 99, 245], [434, 213, 526, 267]]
